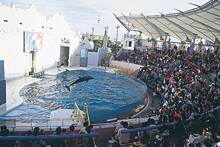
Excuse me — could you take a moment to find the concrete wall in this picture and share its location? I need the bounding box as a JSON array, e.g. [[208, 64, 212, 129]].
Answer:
[[0, 4, 81, 80], [97, 47, 108, 65], [88, 47, 108, 66], [111, 60, 143, 72], [88, 52, 98, 66]]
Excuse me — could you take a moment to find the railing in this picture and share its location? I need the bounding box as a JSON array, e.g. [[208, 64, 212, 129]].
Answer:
[[0, 117, 85, 130], [0, 102, 87, 130], [116, 47, 123, 57], [73, 102, 85, 125], [122, 105, 220, 135], [109, 55, 114, 67], [0, 132, 100, 140], [84, 103, 90, 124], [0, 133, 100, 146]]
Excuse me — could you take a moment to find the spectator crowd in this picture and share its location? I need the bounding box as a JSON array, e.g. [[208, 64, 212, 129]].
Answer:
[[113, 46, 220, 146]]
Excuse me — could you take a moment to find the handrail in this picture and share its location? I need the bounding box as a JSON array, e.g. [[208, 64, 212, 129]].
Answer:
[[0, 133, 100, 140], [73, 102, 84, 124], [109, 55, 114, 67], [84, 103, 90, 124], [116, 47, 123, 57], [121, 105, 220, 134]]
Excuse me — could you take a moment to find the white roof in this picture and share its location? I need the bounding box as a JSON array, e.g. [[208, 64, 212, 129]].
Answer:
[[115, 0, 220, 42]]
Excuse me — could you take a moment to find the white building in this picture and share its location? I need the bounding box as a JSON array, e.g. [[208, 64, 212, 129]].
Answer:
[[0, 3, 82, 80]]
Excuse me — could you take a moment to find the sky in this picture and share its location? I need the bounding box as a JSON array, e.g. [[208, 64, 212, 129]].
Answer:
[[1, 0, 209, 41]]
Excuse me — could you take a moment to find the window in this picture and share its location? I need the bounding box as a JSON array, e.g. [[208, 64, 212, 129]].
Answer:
[[129, 41, 132, 47]]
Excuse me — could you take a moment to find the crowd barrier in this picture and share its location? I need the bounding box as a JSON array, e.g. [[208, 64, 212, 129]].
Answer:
[[0, 133, 100, 145]]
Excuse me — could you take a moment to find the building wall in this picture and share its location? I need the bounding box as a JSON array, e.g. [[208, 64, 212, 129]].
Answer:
[[122, 37, 135, 50], [0, 4, 81, 80], [88, 52, 98, 66], [111, 60, 144, 73]]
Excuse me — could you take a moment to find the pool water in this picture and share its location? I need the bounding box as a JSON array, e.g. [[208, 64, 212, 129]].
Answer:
[[1, 69, 147, 122]]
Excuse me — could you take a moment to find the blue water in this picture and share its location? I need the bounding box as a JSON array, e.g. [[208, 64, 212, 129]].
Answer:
[[1, 69, 147, 122]]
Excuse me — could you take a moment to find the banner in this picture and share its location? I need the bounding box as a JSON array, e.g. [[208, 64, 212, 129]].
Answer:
[[24, 31, 43, 52]]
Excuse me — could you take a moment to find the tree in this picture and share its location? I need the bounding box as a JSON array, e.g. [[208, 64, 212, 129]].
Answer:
[[110, 44, 121, 53], [93, 40, 102, 49]]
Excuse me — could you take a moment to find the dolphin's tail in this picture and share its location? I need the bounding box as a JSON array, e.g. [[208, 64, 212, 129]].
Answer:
[[64, 85, 70, 92]]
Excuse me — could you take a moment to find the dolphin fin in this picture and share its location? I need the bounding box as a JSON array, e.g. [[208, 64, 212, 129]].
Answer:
[[64, 85, 70, 92], [78, 76, 82, 79]]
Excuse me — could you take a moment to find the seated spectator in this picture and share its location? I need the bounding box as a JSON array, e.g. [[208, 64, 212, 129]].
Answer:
[[112, 141, 121, 147], [61, 128, 68, 135], [138, 122, 148, 143], [193, 129, 207, 145], [117, 121, 130, 144], [67, 125, 78, 147], [78, 126, 95, 147], [148, 119, 159, 141], [114, 121, 124, 140], [90, 124, 96, 146], [33, 127, 45, 136], [0, 125, 7, 136], [0, 129, 14, 147], [127, 122, 137, 143], [79, 122, 88, 134], [51, 126, 63, 147]]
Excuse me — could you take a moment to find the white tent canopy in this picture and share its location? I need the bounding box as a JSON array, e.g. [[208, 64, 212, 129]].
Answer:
[[115, 0, 220, 42]]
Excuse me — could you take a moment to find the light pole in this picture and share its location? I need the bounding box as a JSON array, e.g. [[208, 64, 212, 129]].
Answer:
[[115, 25, 120, 44]]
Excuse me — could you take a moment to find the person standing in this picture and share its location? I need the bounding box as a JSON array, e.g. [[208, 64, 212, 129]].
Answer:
[[105, 60, 108, 69], [57, 62, 60, 73]]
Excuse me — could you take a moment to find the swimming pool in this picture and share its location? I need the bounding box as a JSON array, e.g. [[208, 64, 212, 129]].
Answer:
[[1, 69, 147, 122]]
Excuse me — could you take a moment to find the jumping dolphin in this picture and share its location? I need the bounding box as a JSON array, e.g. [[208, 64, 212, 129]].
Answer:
[[64, 76, 94, 91]]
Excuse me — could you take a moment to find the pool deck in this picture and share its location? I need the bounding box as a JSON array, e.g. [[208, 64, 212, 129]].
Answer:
[[0, 65, 116, 116]]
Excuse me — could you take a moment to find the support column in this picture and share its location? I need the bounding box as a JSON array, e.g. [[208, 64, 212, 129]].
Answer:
[[189, 34, 197, 55], [152, 38, 155, 50], [162, 33, 168, 52], [0, 60, 6, 105], [167, 38, 171, 49], [138, 31, 142, 45], [115, 25, 120, 44], [31, 51, 37, 74]]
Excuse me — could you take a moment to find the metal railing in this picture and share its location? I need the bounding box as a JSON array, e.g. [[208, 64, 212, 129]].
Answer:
[[84, 103, 90, 124], [121, 105, 220, 135], [0, 102, 88, 130], [73, 102, 86, 125], [0, 132, 100, 146], [0, 132, 100, 140]]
